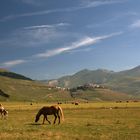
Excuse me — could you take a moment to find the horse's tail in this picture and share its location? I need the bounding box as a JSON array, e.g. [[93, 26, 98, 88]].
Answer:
[[58, 106, 64, 121]]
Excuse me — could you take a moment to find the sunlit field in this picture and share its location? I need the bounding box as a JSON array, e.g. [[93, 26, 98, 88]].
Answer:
[[0, 101, 140, 140]]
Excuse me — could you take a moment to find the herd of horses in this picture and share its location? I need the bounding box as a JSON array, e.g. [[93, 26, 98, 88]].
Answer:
[[0, 104, 64, 125]]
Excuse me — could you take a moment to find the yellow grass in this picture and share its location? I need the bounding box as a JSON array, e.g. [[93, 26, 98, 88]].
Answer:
[[2, 101, 140, 110], [0, 101, 140, 140]]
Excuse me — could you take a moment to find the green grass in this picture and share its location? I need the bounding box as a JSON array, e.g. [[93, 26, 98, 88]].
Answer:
[[0, 102, 140, 140]]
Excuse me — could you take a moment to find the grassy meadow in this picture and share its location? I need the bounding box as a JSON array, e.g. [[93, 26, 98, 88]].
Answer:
[[0, 101, 140, 140]]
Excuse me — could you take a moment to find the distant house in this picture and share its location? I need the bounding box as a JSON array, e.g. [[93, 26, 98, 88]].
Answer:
[[48, 80, 58, 87]]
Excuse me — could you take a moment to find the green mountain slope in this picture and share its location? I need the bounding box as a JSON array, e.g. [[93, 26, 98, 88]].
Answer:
[[106, 66, 140, 97], [0, 67, 139, 102], [0, 69, 31, 80], [58, 69, 113, 88], [70, 88, 131, 101], [53, 66, 140, 98], [0, 73, 72, 102], [0, 74, 129, 102]]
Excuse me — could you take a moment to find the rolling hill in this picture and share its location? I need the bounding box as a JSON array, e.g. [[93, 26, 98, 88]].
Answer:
[[0, 69, 31, 80], [0, 69, 72, 102], [0, 68, 131, 102]]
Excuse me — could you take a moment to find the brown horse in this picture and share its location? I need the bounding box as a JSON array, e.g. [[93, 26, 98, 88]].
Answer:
[[35, 105, 64, 124]]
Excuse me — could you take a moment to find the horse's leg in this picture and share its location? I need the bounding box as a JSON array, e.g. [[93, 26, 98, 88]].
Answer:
[[45, 115, 51, 124], [58, 114, 60, 124], [53, 114, 57, 124], [42, 115, 46, 124], [1, 113, 3, 119], [57, 111, 60, 124]]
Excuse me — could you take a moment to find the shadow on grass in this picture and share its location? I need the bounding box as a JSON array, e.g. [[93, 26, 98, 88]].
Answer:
[[25, 123, 52, 126], [25, 123, 42, 125]]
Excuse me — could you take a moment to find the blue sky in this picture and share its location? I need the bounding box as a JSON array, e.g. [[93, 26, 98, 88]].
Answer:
[[0, 0, 140, 80]]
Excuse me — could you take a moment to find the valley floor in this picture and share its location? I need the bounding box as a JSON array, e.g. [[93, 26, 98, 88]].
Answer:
[[0, 102, 140, 140]]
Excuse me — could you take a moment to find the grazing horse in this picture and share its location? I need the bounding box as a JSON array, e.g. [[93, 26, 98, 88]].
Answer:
[[35, 105, 64, 124], [0, 109, 8, 119]]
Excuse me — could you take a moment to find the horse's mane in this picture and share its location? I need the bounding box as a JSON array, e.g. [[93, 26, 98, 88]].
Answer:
[[36, 108, 43, 118]]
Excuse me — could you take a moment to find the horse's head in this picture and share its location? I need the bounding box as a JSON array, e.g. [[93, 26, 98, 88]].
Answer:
[[35, 115, 39, 122], [35, 110, 42, 122]]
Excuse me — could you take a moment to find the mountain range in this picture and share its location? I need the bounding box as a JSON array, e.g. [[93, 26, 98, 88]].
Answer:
[[1, 66, 140, 101], [48, 65, 140, 98]]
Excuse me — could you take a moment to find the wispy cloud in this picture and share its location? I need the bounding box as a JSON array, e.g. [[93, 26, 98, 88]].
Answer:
[[1, 31, 122, 68], [0, 0, 125, 22], [2, 59, 26, 68], [35, 32, 123, 58], [68, 48, 93, 54], [87, 11, 137, 29], [0, 23, 69, 48], [80, 0, 124, 8], [23, 23, 70, 30], [130, 19, 140, 28]]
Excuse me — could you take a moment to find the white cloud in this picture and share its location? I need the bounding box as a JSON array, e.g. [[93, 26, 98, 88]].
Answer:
[[0, 23, 69, 48], [0, 0, 125, 22], [35, 32, 123, 58], [2, 59, 26, 68], [23, 23, 70, 30], [87, 11, 137, 29], [130, 19, 140, 28], [80, 0, 123, 8], [21, 24, 71, 47], [1, 31, 122, 68]]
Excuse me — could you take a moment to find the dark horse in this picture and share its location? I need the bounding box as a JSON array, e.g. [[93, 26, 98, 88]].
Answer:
[[35, 105, 64, 124]]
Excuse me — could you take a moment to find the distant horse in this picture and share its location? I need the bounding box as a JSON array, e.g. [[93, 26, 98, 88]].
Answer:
[[35, 105, 64, 124], [0, 109, 8, 119]]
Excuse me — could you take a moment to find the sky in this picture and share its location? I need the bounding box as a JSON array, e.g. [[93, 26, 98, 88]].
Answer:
[[0, 0, 140, 80]]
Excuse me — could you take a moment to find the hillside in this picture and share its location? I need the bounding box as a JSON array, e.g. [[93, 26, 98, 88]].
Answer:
[[1, 66, 140, 101], [0, 70, 72, 101], [106, 66, 140, 97], [70, 87, 131, 101], [0, 69, 131, 102], [57, 69, 113, 88], [0, 69, 32, 80], [48, 66, 140, 98]]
